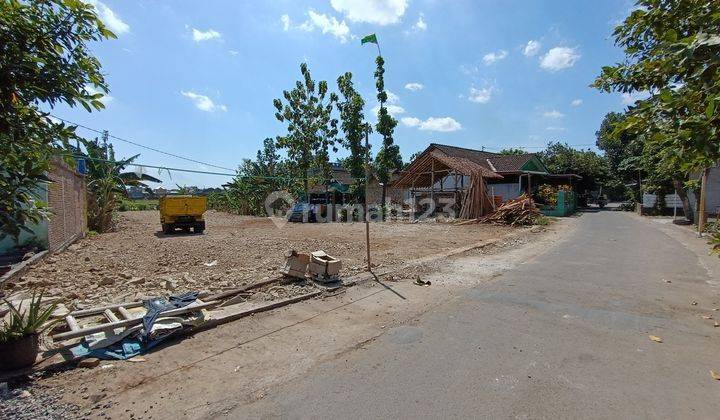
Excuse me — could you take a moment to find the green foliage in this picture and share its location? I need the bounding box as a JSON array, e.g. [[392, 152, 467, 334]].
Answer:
[[118, 199, 158, 212], [373, 56, 402, 208], [595, 112, 644, 200], [0, 293, 57, 343], [336, 72, 370, 202], [273, 63, 338, 202], [81, 138, 154, 232], [215, 139, 299, 216], [539, 142, 609, 192], [537, 185, 559, 206], [0, 0, 113, 241], [499, 148, 526, 156], [593, 0, 720, 174]]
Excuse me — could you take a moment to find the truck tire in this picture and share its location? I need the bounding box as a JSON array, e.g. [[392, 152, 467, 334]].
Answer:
[[162, 224, 173, 234]]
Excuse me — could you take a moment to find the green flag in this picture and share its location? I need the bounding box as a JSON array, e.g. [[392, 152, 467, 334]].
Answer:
[[361, 34, 378, 45]]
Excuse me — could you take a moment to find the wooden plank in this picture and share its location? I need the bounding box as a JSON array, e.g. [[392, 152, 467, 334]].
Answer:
[[52, 300, 220, 341], [103, 309, 120, 323], [208, 277, 284, 301], [65, 315, 79, 332], [204, 291, 323, 327], [64, 301, 145, 318], [117, 306, 134, 320]]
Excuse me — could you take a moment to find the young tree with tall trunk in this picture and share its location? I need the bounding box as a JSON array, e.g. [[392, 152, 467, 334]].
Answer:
[[373, 56, 402, 213], [273, 63, 338, 203], [336, 72, 370, 202]]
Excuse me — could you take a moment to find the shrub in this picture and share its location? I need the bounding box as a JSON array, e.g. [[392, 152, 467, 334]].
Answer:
[[0, 293, 58, 343]]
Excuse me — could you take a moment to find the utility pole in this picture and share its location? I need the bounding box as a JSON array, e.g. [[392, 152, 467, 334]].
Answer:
[[364, 130, 371, 272]]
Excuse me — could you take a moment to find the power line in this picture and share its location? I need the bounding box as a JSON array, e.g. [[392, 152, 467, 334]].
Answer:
[[50, 115, 237, 172], [67, 154, 361, 181]]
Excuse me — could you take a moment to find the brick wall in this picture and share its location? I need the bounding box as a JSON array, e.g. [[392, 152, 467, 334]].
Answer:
[[47, 157, 87, 252]]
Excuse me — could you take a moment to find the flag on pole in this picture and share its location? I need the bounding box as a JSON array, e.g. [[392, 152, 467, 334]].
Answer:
[[361, 34, 378, 45]]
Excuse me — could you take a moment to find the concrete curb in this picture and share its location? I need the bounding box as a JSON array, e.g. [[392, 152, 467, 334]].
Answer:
[[0, 250, 49, 287]]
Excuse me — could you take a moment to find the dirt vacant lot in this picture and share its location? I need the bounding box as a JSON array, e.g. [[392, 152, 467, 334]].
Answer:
[[4, 210, 515, 307]]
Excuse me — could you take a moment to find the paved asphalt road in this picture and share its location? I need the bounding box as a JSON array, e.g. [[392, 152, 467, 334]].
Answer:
[[239, 211, 720, 419]]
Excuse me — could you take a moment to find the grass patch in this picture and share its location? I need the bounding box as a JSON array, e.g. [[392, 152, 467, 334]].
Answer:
[[119, 199, 159, 211]]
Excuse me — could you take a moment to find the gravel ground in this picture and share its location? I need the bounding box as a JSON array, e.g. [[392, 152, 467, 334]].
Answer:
[[2, 210, 513, 309], [1, 377, 81, 420]]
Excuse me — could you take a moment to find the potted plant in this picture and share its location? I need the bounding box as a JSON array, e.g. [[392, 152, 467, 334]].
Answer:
[[0, 293, 57, 371]]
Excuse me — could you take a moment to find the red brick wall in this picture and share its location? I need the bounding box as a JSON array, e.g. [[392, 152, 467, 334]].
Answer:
[[47, 157, 87, 252]]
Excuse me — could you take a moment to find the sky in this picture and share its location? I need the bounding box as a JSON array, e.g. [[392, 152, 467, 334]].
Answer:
[[52, 0, 640, 188]]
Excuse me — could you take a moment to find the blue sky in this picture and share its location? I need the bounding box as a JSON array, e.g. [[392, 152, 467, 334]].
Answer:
[[53, 0, 639, 188]]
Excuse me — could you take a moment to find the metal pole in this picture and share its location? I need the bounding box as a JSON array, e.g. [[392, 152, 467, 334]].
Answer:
[[364, 130, 371, 272]]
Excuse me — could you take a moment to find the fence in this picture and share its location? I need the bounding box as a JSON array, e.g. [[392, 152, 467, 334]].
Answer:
[[540, 190, 577, 217]]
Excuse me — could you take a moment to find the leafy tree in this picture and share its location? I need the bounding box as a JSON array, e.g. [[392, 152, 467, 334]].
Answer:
[[0, 0, 114, 240], [402, 151, 422, 169], [373, 56, 402, 211], [336, 72, 370, 202], [218, 139, 298, 216], [540, 142, 609, 193], [81, 138, 159, 232], [593, 0, 720, 207], [499, 148, 526, 156], [595, 112, 643, 200], [273, 63, 338, 203]]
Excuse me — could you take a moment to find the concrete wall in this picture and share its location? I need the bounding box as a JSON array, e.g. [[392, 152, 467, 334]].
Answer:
[[687, 164, 720, 216], [46, 157, 87, 252], [0, 184, 49, 254]]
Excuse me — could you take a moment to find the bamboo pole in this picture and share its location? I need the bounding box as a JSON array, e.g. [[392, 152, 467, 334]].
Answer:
[[698, 167, 709, 235], [364, 130, 371, 271]]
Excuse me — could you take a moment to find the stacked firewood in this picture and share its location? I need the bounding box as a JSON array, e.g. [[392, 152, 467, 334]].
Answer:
[[459, 194, 541, 226]]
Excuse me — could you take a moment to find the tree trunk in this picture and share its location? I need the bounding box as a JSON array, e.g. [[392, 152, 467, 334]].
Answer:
[[672, 179, 692, 222], [381, 184, 387, 221]]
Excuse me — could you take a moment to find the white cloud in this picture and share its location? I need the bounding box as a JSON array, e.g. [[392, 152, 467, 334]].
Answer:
[[385, 89, 400, 104], [413, 15, 427, 31], [540, 47, 581, 71], [307, 11, 350, 42], [84, 85, 113, 105], [468, 86, 493, 104], [281, 11, 350, 43], [372, 104, 405, 116], [404, 82, 424, 91], [523, 40, 541, 57], [228, 50, 239, 56], [542, 110, 565, 119], [192, 28, 222, 42], [482, 50, 508, 65], [281, 14, 291, 31], [570, 99, 583, 107], [180, 91, 227, 112], [401, 117, 421, 127], [331, 0, 408, 25], [546, 126, 566, 131], [621, 91, 650, 105], [402, 116, 462, 132], [86, 1, 129, 35]]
